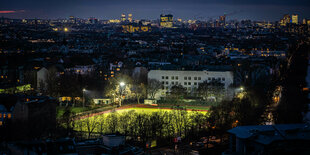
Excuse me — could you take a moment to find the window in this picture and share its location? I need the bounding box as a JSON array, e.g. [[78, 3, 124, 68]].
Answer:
[[218, 77, 221, 80], [171, 76, 174, 80], [188, 82, 191, 85], [222, 77, 225, 81], [194, 77, 197, 80], [166, 81, 168, 85], [162, 76, 165, 79], [212, 77, 215, 80], [166, 76, 169, 79], [194, 82, 197, 85], [184, 82, 187, 85], [176, 82, 178, 84], [172, 82, 174, 85], [198, 77, 201, 80], [208, 77, 211, 80], [184, 77, 187, 80], [162, 81, 164, 85], [176, 76, 179, 80], [188, 77, 191, 80], [166, 87, 169, 90]]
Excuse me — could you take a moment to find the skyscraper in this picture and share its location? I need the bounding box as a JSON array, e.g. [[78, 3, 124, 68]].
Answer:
[[128, 14, 133, 23], [280, 14, 291, 26], [291, 14, 298, 24], [160, 14, 173, 28], [121, 13, 126, 22]]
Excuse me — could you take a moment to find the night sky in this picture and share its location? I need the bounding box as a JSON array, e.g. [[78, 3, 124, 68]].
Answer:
[[1, 0, 310, 21]]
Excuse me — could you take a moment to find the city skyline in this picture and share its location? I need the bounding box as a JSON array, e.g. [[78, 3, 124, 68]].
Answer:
[[1, 0, 310, 21]]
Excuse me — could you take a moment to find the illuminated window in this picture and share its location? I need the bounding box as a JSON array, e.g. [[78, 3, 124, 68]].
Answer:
[[0, 113, 2, 118], [111, 75, 114, 77], [111, 71, 114, 74], [0, 121, 2, 126], [3, 114, 5, 118], [7, 113, 11, 118], [117, 68, 120, 71]]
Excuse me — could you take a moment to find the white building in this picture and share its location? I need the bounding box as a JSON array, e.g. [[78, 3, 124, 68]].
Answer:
[[148, 70, 233, 99]]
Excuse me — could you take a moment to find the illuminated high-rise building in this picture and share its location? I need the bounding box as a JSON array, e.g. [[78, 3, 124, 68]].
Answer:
[[160, 14, 173, 28], [291, 14, 298, 24], [280, 14, 291, 26], [128, 14, 133, 23], [69, 16, 76, 24], [121, 13, 126, 22], [219, 15, 226, 27]]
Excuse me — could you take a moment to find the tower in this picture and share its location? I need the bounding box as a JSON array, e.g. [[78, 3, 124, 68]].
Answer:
[[291, 14, 298, 24], [128, 14, 133, 23], [121, 13, 126, 22], [160, 14, 173, 28]]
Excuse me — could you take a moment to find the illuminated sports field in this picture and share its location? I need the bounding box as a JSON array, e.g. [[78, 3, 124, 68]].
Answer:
[[74, 106, 209, 134]]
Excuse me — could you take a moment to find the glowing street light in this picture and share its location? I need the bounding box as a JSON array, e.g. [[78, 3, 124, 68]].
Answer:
[[64, 27, 69, 32], [82, 88, 86, 107], [240, 87, 244, 91], [119, 82, 126, 106]]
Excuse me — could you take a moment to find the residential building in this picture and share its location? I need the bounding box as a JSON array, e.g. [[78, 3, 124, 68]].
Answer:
[[226, 124, 310, 154], [148, 69, 233, 99]]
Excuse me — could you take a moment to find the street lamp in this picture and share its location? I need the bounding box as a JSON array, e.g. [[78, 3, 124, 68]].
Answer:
[[82, 88, 86, 107], [240, 87, 244, 91], [119, 82, 125, 106]]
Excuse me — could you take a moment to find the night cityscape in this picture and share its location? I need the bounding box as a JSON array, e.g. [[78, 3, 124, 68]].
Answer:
[[0, 0, 310, 154]]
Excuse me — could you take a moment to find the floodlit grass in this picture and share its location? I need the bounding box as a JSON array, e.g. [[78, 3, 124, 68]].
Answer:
[[74, 106, 209, 137]]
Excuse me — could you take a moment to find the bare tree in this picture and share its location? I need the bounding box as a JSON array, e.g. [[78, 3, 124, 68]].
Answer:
[[147, 78, 162, 99], [84, 113, 99, 138], [131, 83, 147, 104]]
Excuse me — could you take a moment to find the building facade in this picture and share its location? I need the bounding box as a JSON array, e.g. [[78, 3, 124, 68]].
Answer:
[[148, 70, 233, 99], [160, 14, 173, 28]]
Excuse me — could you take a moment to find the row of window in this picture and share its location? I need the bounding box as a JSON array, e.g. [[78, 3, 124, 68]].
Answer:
[[161, 76, 225, 81], [162, 78, 225, 86], [162, 87, 197, 91]]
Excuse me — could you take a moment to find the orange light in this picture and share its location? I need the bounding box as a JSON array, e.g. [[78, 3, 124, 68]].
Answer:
[[303, 88, 309, 91]]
